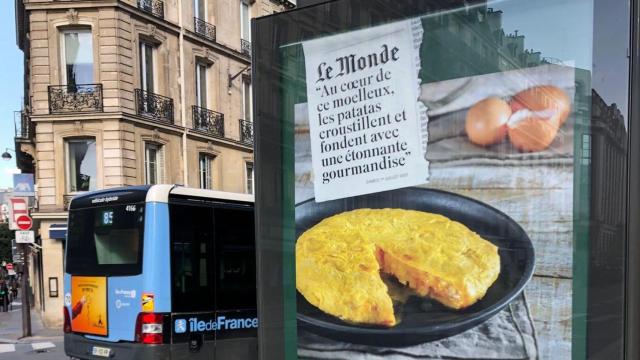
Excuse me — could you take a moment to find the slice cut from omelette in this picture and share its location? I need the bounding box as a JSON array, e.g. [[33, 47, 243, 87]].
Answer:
[[296, 209, 501, 326]]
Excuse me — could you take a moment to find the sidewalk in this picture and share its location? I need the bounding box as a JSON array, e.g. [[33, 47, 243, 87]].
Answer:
[[0, 294, 62, 345]]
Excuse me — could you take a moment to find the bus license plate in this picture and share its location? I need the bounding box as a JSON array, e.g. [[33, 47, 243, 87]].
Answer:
[[92, 346, 111, 357]]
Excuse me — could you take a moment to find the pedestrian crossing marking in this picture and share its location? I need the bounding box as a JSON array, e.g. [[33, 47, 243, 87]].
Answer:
[[31, 342, 55, 351], [0, 344, 15, 353]]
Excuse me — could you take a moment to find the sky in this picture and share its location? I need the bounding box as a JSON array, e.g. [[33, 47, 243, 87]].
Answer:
[[0, 1, 23, 188]]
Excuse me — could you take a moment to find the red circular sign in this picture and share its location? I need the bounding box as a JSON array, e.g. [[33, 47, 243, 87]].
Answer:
[[16, 215, 32, 231], [5, 263, 12, 270]]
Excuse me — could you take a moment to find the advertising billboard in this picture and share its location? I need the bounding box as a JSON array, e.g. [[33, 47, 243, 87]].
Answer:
[[253, 0, 631, 359], [293, 21, 583, 358]]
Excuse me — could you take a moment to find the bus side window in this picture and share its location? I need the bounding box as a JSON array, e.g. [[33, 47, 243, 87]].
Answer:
[[170, 204, 216, 313], [214, 207, 256, 311]]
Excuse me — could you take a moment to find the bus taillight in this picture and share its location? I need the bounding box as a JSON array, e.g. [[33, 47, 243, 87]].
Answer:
[[63, 307, 72, 334], [135, 313, 165, 344]]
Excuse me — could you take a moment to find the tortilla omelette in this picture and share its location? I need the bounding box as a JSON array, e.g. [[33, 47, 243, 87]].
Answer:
[[296, 208, 501, 326]]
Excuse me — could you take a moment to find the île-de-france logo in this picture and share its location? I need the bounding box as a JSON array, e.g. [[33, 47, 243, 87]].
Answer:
[[175, 319, 187, 334]]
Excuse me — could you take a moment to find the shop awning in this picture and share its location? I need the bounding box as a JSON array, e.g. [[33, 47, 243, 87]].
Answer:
[[49, 223, 67, 240]]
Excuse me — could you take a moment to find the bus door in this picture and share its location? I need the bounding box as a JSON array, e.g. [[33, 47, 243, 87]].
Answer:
[[169, 202, 217, 360], [213, 206, 258, 359]]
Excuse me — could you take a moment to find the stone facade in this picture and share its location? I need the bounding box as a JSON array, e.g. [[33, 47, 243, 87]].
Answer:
[[14, 0, 294, 327]]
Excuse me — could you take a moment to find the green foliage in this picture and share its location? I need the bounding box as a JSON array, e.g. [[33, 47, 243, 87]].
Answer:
[[0, 223, 13, 264]]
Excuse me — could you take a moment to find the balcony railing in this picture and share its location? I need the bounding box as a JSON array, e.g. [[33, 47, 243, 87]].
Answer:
[[239, 119, 253, 145], [14, 111, 34, 141], [48, 84, 103, 114], [135, 89, 174, 124], [194, 17, 216, 42], [193, 106, 224, 137], [241, 39, 251, 57], [138, 0, 164, 19]]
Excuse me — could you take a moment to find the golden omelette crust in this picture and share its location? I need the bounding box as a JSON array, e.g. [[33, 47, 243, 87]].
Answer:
[[296, 209, 500, 326]]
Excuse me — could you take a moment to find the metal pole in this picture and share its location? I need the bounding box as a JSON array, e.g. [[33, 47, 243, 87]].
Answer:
[[21, 244, 31, 337]]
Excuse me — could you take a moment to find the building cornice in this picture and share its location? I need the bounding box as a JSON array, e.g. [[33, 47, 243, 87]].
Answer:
[[29, 111, 124, 122], [28, 111, 253, 149], [30, 111, 186, 136], [184, 30, 251, 65], [24, 0, 118, 11], [186, 130, 254, 153], [32, 212, 68, 220]]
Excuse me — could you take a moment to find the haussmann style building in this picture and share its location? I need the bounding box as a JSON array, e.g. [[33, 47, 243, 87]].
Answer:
[[12, 0, 295, 327]]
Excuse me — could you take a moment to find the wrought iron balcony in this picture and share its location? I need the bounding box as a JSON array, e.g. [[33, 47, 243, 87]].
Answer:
[[194, 17, 216, 42], [48, 84, 103, 114], [269, 0, 296, 8], [193, 106, 225, 137], [241, 39, 251, 57], [138, 0, 164, 19], [135, 89, 174, 124], [239, 119, 253, 145], [14, 111, 34, 141]]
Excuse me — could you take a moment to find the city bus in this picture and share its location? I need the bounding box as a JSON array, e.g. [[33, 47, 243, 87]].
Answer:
[[63, 185, 257, 360]]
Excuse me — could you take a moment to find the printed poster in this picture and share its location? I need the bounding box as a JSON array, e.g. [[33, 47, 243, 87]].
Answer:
[[303, 19, 429, 202], [71, 276, 108, 336], [289, 5, 593, 359]]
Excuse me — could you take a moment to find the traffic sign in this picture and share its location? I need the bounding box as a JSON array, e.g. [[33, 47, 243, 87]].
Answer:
[[8, 197, 28, 230], [5, 263, 13, 270], [15, 231, 35, 244], [16, 215, 32, 231]]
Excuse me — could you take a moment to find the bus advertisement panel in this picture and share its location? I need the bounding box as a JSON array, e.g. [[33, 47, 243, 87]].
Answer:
[[70, 276, 108, 336]]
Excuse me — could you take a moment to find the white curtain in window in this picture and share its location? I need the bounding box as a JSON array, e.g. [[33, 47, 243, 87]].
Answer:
[[67, 139, 97, 192], [63, 30, 93, 86]]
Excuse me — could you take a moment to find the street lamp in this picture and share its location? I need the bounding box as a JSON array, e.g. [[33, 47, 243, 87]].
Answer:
[[2, 148, 15, 161]]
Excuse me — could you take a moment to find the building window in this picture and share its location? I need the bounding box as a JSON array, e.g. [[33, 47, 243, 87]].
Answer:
[[65, 138, 97, 193], [194, 0, 205, 19], [240, 1, 251, 41], [144, 143, 164, 184], [199, 154, 214, 189], [61, 29, 94, 86], [195, 62, 208, 109], [246, 162, 254, 194], [582, 134, 591, 165], [139, 41, 155, 92], [242, 80, 252, 121]]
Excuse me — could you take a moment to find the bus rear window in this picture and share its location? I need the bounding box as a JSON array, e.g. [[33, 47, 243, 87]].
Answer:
[[66, 203, 144, 276]]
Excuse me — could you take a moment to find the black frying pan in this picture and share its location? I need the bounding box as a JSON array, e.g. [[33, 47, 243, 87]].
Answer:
[[295, 187, 535, 347]]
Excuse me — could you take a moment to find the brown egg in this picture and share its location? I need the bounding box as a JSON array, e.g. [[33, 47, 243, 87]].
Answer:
[[507, 111, 560, 152], [465, 97, 511, 146], [510, 86, 571, 125], [506, 85, 570, 152]]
